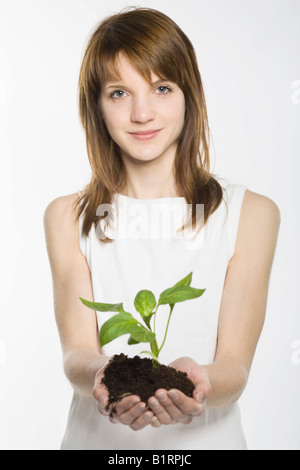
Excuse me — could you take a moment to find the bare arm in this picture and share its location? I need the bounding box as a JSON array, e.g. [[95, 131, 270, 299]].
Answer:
[[148, 190, 280, 422], [44, 193, 108, 397], [204, 190, 280, 407], [44, 194, 156, 430]]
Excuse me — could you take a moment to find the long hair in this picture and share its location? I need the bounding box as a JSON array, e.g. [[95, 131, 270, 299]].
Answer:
[[75, 6, 223, 243]]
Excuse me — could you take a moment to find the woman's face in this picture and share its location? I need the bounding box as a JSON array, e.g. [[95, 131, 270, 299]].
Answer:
[[100, 53, 186, 166]]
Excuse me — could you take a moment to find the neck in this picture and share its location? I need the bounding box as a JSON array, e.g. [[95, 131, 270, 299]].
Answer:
[[124, 179, 179, 200], [120, 150, 180, 200]]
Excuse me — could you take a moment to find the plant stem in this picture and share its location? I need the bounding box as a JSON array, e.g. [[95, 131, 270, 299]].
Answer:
[[137, 320, 150, 331], [153, 304, 159, 335], [158, 304, 175, 354], [150, 339, 160, 368], [150, 339, 159, 357]]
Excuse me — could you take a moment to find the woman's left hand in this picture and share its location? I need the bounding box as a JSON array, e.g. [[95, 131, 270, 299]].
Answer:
[[147, 357, 212, 427]]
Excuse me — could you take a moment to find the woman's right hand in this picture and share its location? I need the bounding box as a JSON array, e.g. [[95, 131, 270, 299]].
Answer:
[[93, 361, 160, 431]]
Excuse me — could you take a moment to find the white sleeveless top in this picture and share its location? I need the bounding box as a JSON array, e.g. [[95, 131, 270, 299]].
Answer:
[[60, 182, 248, 450]]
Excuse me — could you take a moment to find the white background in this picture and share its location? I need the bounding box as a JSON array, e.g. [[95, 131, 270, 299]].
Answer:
[[0, 0, 299, 450]]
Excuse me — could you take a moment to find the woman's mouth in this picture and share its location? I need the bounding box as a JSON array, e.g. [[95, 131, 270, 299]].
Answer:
[[129, 129, 161, 141]]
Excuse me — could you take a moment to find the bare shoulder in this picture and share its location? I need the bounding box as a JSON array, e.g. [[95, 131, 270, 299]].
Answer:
[[43, 193, 83, 271], [43, 192, 80, 229], [242, 190, 281, 223], [235, 190, 281, 256]]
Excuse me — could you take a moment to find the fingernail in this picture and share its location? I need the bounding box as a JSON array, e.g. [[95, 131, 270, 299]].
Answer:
[[157, 392, 167, 402], [151, 417, 161, 427], [130, 398, 140, 407], [97, 402, 109, 415], [149, 398, 159, 409], [196, 391, 204, 404], [97, 403, 102, 413], [143, 411, 152, 422], [138, 403, 146, 412], [168, 390, 179, 401]]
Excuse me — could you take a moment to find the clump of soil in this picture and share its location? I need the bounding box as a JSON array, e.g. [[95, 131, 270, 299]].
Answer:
[[101, 354, 195, 410]]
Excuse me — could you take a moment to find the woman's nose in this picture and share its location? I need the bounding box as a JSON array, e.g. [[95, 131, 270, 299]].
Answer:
[[130, 96, 156, 123]]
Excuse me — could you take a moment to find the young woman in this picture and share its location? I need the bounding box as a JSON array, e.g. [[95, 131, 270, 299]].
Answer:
[[44, 7, 280, 450]]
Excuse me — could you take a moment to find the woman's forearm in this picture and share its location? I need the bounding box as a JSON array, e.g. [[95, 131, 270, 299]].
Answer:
[[203, 356, 249, 408], [63, 349, 109, 397]]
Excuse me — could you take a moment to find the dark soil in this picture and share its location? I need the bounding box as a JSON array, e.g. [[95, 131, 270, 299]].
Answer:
[[101, 354, 195, 411]]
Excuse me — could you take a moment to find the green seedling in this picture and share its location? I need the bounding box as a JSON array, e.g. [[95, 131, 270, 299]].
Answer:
[[80, 272, 205, 366]]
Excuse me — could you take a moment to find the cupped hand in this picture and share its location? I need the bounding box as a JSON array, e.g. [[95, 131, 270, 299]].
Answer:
[[147, 356, 212, 426], [92, 360, 159, 431]]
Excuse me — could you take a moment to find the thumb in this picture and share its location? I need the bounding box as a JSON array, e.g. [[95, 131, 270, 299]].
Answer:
[[193, 381, 212, 404], [193, 389, 204, 405]]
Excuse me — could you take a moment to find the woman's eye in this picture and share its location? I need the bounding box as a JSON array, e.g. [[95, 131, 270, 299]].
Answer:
[[109, 87, 172, 99], [110, 90, 126, 99], [156, 86, 172, 95]]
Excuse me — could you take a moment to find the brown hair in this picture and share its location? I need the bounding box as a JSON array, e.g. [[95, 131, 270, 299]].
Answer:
[[75, 6, 223, 242]]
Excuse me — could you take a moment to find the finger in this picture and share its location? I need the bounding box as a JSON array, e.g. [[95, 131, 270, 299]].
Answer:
[[194, 383, 212, 401], [97, 401, 111, 417], [129, 409, 154, 431], [168, 389, 204, 417], [179, 414, 193, 425], [193, 390, 205, 405], [117, 401, 149, 426], [148, 396, 174, 425], [154, 390, 183, 423], [150, 416, 161, 428], [113, 395, 141, 416], [93, 384, 111, 415]]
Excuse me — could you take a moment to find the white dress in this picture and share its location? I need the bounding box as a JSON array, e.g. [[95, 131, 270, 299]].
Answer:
[[60, 181, 248, 450]]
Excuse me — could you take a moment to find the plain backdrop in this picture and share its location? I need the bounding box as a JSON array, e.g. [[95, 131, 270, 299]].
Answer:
[[0, 0, 299, 450]]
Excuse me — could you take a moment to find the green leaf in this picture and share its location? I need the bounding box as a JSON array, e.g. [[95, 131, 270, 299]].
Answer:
[[164, 272, 194, 309], [80, 297, 125, 313], [158, 286, 205, 306], [140, 350, 160, 364], [128, 324, 156, 343], [156, 272, 195, 309], [142, 314, 153, 330], [172, 272, 193, 288], [134, 290, 156, 317], [100, 312, 137, 347], [128, 336, 140, 345]]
